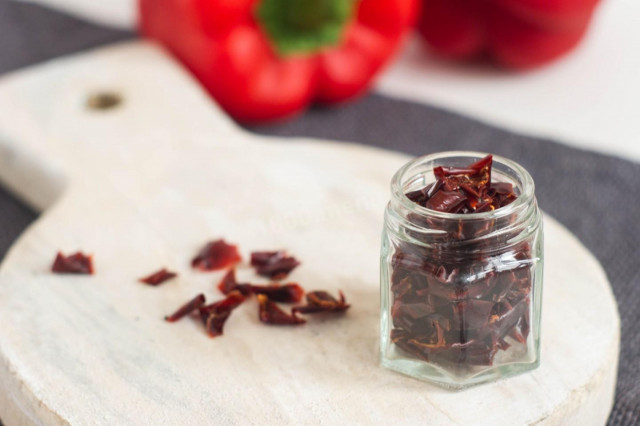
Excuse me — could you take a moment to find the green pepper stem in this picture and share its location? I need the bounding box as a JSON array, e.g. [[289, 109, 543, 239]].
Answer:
[[256, 0, 356, 56]]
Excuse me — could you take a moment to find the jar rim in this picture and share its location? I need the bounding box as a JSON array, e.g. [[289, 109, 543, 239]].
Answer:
[[391, 151, 536, 221]]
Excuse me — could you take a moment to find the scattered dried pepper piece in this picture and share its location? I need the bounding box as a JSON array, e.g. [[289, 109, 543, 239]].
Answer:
[[51, 251, 94, 275], [293, 291, 350, 314], [250, 283, 304, 304], [217, 269, 252, 296], [250, 251, 300, 280], [218, 268, 304, 303], [139, 268, 177, 286], [165, 294, 206, 322], [199, 291, 246, 337], [192, 239, 242, 271], [257, 294, 305, 325]]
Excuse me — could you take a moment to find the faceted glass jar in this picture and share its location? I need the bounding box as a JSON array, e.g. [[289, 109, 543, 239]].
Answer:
[[380, 152, 544, 389]]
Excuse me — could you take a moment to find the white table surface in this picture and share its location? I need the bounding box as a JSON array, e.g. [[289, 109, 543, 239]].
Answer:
[[13, 0, 640, 162]]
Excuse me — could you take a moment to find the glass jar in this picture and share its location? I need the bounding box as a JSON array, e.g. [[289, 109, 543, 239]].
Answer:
[[380, 152, 543, 389]]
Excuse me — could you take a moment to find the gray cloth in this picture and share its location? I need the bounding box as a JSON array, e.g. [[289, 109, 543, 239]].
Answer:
[[0, 0, 638, 424], [0, 0, 133, 75]]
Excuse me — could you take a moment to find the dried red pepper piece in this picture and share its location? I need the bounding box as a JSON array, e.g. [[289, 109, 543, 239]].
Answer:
[[192, 239, 242, 271], [199, 291, 246, 337], [165, 294, 206, 322], [410, 155, 516, 214], [139, 268, 177, 286], [257, 294, 305, 325], [51, 251, 94, 275], [250, 283, 305, 304], [217, 269, 303, 302], [293, 291, 350, 315], [250, 251, 300, 280], [425, 190, 467, 213], [390, 155, 532, 366], [217, 269, 252, 296]]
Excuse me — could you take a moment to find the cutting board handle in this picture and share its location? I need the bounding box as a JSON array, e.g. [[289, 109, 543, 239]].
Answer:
[[0, 42, 244, 211]]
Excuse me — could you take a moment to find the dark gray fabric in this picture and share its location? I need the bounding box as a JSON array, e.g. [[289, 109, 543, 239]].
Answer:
[[0, 186, 36, 261], [0, 0, 133, 75], [0, 0, 638, 424]]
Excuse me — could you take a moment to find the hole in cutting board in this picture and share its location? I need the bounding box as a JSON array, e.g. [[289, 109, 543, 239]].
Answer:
[[86, 92, 123, 111]]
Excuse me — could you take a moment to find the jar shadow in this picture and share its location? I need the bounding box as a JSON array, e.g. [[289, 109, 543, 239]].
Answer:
[[297, 277, 453, 396]]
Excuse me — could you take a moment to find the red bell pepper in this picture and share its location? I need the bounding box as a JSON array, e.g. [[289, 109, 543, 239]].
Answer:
[[139, 0, 418, 123], [416, 0, 601, 69]]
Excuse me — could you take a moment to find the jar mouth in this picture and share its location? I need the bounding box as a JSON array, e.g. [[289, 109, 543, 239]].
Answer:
[[391, 151, 535, 221]]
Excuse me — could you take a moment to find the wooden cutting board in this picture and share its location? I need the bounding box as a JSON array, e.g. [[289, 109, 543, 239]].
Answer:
[[0, 42, 620, 425]]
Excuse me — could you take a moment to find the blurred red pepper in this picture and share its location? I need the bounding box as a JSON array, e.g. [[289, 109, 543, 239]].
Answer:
[[139, 0, 418, 123], [416, 0, 601, 69]]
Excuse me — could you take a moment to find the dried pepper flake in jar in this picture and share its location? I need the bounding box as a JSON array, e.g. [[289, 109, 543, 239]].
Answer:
[[380, 152, 543, 389]]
